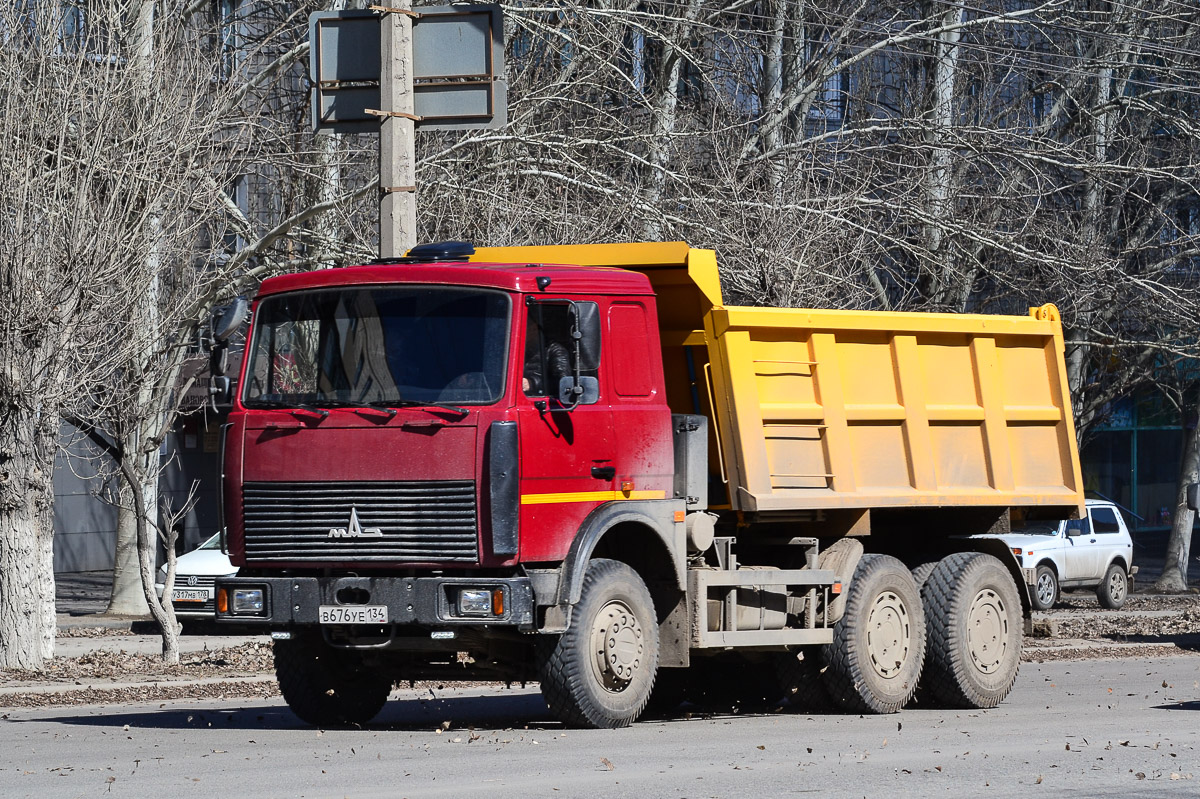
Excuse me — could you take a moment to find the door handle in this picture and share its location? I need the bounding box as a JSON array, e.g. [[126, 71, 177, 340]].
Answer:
[[591, 466, 616, 481]]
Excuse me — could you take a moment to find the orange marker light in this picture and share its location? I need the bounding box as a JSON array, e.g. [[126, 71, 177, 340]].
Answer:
[[492, 589, 504, 616], [831, 582, 842, 595], [216, 588, 228, 614], [674, 510, 686, 523]]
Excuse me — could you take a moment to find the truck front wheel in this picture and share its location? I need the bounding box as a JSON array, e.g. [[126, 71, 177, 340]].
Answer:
[[274, 634, 392, 727], [920, 552, 1022, 708], [537, 558, 659, 728], [821, 554, 926, 713]]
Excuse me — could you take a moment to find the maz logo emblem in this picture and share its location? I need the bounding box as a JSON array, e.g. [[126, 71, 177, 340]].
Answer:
[[329, 507, 383, 538]]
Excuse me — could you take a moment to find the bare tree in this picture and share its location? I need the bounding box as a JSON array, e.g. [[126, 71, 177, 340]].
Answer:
[[85, 0, 378, 659], [9, 0, 1200, 670]]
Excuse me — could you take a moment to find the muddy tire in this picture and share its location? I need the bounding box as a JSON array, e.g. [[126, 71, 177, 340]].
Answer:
[[274, 635, 391, 727], [821, 554, 926, 714], [911, 561, 938, 589], [921, 552, 1022, 709], [538, 558, 659, 728], [1031, 564, 1058, 611], [1096, 563, 1128, 609]]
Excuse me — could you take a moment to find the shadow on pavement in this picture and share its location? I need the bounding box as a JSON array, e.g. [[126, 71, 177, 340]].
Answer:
[[12, 691, 557, 732], [1154, 700, 1200, 711], [1093, 633, 1200, 651]]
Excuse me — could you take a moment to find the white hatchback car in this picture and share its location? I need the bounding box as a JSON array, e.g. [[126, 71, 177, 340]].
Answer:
[[974, 499, 1136, 610], [154, 533, 237, 618]]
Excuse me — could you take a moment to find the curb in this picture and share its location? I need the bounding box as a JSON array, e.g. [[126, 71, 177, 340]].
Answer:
[[56, 614, 145, 632], [0, 674, 278, 699]]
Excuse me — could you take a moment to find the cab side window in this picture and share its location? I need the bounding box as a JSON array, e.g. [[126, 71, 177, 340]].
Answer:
[[523, 304, 599, 397], [1089, 506, 1121, 534]]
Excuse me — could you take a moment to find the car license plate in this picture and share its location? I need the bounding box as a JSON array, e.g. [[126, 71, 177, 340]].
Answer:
[[319, 605, 389, 625], [172, 589, 208, 603]]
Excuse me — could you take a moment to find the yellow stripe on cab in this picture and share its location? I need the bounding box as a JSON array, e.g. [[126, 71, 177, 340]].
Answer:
[[520, 490, 667, 506]]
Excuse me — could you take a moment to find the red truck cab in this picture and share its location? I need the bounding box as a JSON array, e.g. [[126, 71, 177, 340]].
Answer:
[[218, 245, 679, 637]]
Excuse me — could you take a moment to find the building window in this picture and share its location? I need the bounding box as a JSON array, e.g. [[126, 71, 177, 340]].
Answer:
[[216, 0, 239, 80]]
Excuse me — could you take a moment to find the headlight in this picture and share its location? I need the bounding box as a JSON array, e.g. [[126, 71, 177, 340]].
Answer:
[[457, 589, 492, 616], [232, 588, 265, 614]]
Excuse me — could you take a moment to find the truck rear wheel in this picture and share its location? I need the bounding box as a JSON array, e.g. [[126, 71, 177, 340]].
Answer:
[[274, 635, 392, 727], [921, 552, 1022, 708], [537, 558, 659, 728], [821, 554, 925, 714]]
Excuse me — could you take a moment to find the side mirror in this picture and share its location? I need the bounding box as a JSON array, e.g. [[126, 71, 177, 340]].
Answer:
[[559, 375, 599, 406], [212, 297, 249, 343], [210, 344, 230, 377], [1187, 483, 1199, 512], [571, 302, 601, 370], [209, 376, 234, 406]]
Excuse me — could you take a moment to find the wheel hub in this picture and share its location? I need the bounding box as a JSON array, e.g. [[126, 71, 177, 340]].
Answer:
[[1036, 572, 1055, 606], [865, 590, 911, 679], [966, 588, 1008, 674], [1108, 570, 1126, 602], [591, 600, 644, 690]]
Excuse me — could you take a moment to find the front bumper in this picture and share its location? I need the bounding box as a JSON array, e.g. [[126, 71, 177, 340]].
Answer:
[[214, 574, 536, 631]]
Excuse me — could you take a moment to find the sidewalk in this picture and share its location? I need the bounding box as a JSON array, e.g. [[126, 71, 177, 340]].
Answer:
[[53, 570, 266, 645], [54, 570, 132, 630]]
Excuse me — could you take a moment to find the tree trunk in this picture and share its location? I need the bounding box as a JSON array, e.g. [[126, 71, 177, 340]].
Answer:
[[0, 409, 57, 669], [1155, 396, 1200, 593], [119, 456, 181, 664], [105, 478, 153, 617], [762, 0, 787, 203], [920, 2, 964, 306]]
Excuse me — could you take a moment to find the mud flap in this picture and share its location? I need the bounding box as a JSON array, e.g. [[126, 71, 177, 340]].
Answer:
[[820, 538, 864, 624]]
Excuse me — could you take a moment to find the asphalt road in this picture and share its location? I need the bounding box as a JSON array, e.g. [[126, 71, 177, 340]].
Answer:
[[3, 655, 1199, 799]]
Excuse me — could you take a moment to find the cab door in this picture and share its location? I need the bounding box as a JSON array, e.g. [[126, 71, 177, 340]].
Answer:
[[606, 301, 673, 501], [516, 300, 615, 562], [1061, 513, 1103, 581]]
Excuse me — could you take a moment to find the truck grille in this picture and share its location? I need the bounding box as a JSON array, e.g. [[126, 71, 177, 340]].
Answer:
[[241, 480, 479, 563]]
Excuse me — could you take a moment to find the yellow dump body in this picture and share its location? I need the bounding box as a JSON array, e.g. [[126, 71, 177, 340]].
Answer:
[[471, 243, 1085, 520]]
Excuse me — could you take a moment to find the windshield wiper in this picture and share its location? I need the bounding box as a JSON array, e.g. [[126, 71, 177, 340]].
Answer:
[[306, 399, 402, 418], [374, 399, 470, 418], [244, 399, 329, 418]]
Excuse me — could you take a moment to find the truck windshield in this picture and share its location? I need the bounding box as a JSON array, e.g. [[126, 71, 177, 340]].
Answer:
[[243, 287, 509, 407]]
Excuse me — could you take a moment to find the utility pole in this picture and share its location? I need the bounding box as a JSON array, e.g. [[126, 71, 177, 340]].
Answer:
[[379, 2, 417, 257]]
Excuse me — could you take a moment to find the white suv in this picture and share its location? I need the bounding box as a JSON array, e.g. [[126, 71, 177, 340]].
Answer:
[[974, 499, 1135, 610]]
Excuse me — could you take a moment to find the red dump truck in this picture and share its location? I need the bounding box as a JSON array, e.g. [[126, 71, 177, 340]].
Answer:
[[214, 241, 1084, 728]]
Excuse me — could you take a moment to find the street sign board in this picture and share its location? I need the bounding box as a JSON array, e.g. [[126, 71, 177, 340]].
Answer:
[[310, 5, 506, 133]]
